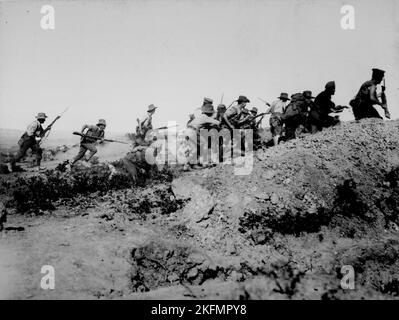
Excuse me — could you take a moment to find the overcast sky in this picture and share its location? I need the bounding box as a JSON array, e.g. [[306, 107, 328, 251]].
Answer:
[[0, 0, 398, 133]]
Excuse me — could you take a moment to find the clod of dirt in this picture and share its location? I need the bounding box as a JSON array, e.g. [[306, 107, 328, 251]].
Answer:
[[130, 240, 223, 292], [171, 176, 215, 225], [105, 183, 186, 220]]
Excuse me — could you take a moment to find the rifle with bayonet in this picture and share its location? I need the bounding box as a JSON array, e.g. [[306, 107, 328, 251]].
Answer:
[[237, 112, 267, 128], [381, 78, 390, 119], [73, 131, 128, 144], [40, 107, 69, 145], [258, 97, 271, 107], [154, 124, 179, 130]]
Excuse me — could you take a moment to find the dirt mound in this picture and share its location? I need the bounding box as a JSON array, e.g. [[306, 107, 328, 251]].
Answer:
[[178, 119, 399, 246], [131, 118, 399, 299]]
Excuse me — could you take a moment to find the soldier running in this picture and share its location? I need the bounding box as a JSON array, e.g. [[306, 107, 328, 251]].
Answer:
[[8, 112, 53, 172], [71, 119, 106, 165]]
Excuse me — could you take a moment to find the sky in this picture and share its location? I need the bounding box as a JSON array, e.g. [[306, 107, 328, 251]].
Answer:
[[0, 0, 398, 133]]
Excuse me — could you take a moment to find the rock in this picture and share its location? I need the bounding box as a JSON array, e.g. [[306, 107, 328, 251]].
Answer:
[[270, 193, 279, 205], [229, 271, 243, 282], [200, 259, 218, 272], [255, 192, 270, 201], [283, 178, 291, 185], [168, 273, 180, 282], [187, 267, 199, 279], [263, 170, 275, 180], [171, 177, 215, 225], [189, 252, 206, 264]]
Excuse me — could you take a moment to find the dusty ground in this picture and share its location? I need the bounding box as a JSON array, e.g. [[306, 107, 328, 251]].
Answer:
[[1, 118, 399, 300]]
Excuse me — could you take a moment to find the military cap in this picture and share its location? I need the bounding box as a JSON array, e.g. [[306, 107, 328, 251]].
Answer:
[[372, 68, 385, 78], [217, 104, 227, 111], [203, 97, 213, 104], [302, 91, 315, 99], [201, 103, 215, 114], [35, 112, 48, 119], [237, 95, 250, 103], [97, 119, 107, 126], [278, 93, 290, 100], [147, 104, 157, 112], [325, 81, 335, 89], [290, 93, 304, 102], [250, 107, 258, 114]]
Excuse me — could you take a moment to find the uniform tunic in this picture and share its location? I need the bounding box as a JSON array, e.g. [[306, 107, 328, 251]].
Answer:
[[352, 80, 382, 120], [11, 120, 45, 166], [73, 125, 105, 163], [268, 99, 288, 136]]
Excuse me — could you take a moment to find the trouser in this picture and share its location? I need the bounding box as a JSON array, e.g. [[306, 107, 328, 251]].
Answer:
[[356, 104, 382, 120], [11, 135, 42, 167], [284, 117, 300, 141], [309, 111, 340, 133], [352, 99, 383, 120], [270, 114, 283, 137], [72, 143, 97, 164]]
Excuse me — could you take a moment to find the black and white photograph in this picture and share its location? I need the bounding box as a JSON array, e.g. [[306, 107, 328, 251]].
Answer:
[[0, 0, 398, 305]]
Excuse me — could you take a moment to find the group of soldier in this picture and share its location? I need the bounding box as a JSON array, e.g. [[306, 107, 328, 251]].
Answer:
[[5, 67, 391, 174]]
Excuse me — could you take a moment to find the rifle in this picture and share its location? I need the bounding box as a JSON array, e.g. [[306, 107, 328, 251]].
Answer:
[[258, 97, 271, 107], [220, 93, 224, 105], [381, 78, 387, 105], [73, 131, 129, 144], [226, 100, 237, 110], [40, 107, 69, 145], [252, 112, 267, 120], [237, 112, 267, 127], [154, 124, 179, 130], [381, 78, 390, 119]]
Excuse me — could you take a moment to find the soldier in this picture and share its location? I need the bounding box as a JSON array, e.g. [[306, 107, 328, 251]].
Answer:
[[8, 112, 52, 172], [266, 93, 290, 146], [215, 104, 227, 122], [71, 119, 106, 165], [282, 92, 309, 141], [350, 68, 390, 120], [237, 107, 259, 129], [309, 81, 346, 133], [188, 103, 220, 130], [202, 97, 213, 106], [248, 107, 264, 149], [136, 104, 157, 138], [185, 103, 221, 167], [223, 95, 250, 130]]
